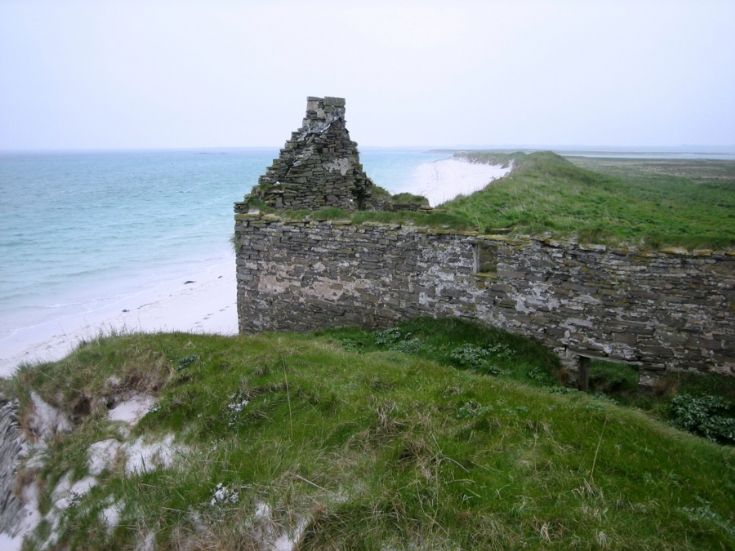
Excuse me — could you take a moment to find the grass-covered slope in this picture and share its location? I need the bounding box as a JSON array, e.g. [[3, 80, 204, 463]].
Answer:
[[444, 152, 735, 249], [6, 321, 735, 550]]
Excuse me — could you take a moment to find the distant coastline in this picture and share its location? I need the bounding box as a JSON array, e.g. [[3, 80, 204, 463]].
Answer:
[[430, 145, 735, 160]]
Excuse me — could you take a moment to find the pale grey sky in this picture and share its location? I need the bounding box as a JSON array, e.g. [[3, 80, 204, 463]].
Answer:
[[1, 0, 733, 150]]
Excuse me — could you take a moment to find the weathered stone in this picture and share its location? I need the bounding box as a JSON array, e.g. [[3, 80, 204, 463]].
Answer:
[[244, 97, 375, 211], [233, 98, 734, 385], [660, 246, 690, 256], [234, 218, 735, 383]]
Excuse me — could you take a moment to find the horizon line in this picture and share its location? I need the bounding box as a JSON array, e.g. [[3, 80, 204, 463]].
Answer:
[[2, 144, 735, 155]]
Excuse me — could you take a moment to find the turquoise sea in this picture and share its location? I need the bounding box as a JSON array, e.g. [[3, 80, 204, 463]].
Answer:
[[0, 148, 448, 359]]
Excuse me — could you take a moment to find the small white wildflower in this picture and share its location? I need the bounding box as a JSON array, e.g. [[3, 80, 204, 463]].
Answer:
[[227, 398, 249, 414], [210, 483, 239, 507], [226, 392, 250, 427]]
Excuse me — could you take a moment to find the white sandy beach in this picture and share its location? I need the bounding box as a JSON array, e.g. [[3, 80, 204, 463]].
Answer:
[[0, 158, 507, 378], [0, 255, 238, 377], [402, 158, 511, 206]]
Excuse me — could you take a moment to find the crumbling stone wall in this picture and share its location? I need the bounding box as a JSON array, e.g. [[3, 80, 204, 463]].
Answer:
[[246, 97, 375, 210], [234, 214, 735, 385]]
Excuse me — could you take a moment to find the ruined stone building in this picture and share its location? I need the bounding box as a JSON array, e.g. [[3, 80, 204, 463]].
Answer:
[[235, 97, 735, 387], [243, 96, 376, 211]]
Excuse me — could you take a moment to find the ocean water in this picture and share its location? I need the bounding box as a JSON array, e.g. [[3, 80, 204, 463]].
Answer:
[[0, 148, 447, 353]]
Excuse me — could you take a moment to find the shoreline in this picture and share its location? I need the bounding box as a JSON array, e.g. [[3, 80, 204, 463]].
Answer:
[[0, 157, 505, 377], [400, 158, 511, 206], [0, 253, 238, 377]]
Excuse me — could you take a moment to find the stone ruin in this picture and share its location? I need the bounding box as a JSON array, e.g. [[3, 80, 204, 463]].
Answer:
[[233, 97, 735, 387], [244, 96, 377, 211]]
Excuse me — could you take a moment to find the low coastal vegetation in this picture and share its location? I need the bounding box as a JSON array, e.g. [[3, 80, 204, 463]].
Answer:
[[4, 319, 735, 549], [267, 152, 735, 251], [448, 152, 735, 250]]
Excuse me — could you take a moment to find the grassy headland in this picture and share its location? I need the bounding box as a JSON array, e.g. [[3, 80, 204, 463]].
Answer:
[[6, 319, 735, 549], [270, 152, 735, 251], [446, 151, 735, 249]]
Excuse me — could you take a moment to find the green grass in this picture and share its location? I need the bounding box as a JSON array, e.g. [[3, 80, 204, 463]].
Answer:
[[271, 205, 474, 231], [320, 320, 735, 443], [270, 152, 735, 250], [588, 358, 735, 422], [8, 319, 735, 550], [317, 318, 563, 387], [589, 359, 641, 396], [443, 152, 735, 249]]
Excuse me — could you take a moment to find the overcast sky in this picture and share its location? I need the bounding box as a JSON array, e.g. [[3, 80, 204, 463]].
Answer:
[[1, 0, 734, 150]]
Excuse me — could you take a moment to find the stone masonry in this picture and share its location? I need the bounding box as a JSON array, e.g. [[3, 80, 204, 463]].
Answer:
[[243, 97, 375, 211], [234, 214, 735, 385]]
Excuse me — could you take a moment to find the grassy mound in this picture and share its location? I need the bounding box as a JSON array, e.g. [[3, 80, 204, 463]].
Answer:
[[6, 321, 735, 549]]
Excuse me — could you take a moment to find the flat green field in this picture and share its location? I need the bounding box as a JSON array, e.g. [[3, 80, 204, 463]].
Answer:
[[444, 152, 735, 250]]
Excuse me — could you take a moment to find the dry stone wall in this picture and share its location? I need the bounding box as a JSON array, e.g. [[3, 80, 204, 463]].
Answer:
[[235, 214, 735, 384], [246, 97, 375, 210]]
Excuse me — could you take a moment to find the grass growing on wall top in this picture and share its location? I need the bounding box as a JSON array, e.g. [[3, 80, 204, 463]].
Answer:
[[275, 205, 474, 231], [8, 319, 735, 550]]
